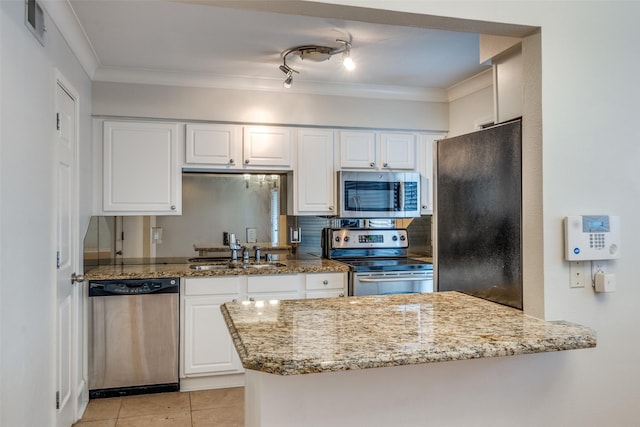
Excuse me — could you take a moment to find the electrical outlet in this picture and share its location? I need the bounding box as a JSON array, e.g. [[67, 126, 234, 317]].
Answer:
[[593, 261, 607, 274], [570, 261, 585, 288]]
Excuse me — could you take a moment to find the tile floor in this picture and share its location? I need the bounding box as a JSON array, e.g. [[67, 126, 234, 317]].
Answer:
[[72, 387, 244, 427]]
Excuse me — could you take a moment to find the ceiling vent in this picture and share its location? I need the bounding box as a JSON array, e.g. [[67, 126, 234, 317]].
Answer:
[[25, 0, 45, 46]]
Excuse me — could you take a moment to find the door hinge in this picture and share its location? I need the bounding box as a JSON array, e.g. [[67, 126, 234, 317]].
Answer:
[[56, 113, 60, 131], [56, 391, 60, 410]]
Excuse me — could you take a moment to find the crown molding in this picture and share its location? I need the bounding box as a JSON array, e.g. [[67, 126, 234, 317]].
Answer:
[[447, 68, 493, 102], [92, 67, 449, 102], [41, 0, 100, 79]]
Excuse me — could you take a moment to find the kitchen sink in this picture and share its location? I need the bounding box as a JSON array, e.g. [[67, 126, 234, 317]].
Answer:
[[236, 262, 287, 270], [189, 262, 286, 271], [189, 263, 232, 270]]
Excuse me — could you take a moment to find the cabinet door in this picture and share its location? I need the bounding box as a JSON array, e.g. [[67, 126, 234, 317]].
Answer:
[[418, 133, 445, 214], [182, 295, 243, 376], [339, 131, 377, 169], [243, 126, 292, 168], [294, 129, 336, 215], [103, 121, 180, 214], [380, 132, 417, 170], [185, 124, 241, 167]]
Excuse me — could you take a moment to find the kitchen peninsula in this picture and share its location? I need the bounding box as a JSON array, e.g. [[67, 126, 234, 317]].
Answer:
[[221, 292, 596, 427]]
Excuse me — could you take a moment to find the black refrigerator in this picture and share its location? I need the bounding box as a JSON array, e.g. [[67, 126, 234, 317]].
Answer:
[[435, 119, 523, 309]]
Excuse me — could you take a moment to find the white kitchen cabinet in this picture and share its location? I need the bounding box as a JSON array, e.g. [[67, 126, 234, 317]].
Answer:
[[339, 130, 416, 170], [185, 124, 242, 168], [339, 131, 376, 169], [289, 129, 336, 215], [242, 126, 292, 168], [417, 133, 446, 214], [102, 120, 181, 214], [246, 274, 302, 301], [379, 132, 417, 170], [305, 272, 347, 299], [181, 277, 243, 377]]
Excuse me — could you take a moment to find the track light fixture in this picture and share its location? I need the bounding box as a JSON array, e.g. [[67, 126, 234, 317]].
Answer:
[[279, 39, 354, 88]]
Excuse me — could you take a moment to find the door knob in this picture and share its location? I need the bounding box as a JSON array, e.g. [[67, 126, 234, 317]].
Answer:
[[71, 272, 84, 284]]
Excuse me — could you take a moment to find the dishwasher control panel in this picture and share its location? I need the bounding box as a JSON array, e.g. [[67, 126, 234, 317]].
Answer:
[[89, 278, 179, 296]]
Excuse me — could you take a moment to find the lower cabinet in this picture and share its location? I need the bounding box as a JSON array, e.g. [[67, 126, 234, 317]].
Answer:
[[180, 272, 346, 390], [305, 272, 346, 298], [181, 277, 243, 379]]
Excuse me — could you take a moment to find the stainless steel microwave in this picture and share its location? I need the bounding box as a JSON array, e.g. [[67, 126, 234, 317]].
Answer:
[[337, 171, 421, 218]]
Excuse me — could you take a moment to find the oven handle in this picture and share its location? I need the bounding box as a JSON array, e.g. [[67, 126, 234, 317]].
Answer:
[[358, 276, 431, 283]]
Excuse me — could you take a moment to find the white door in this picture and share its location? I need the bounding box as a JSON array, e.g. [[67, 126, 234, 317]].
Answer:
[[55, 81, 80, 426]]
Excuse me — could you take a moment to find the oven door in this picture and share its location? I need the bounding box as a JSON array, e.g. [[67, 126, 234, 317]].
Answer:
[[351, 271, 433, 296]]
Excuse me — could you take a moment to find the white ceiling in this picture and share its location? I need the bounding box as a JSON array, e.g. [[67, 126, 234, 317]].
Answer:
[[64, 1, 498, 100]]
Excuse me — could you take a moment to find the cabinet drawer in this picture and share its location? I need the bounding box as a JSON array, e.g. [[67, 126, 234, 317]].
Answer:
[[247, 275, 300, 293], [306, 273, 345, 290], [184, 277, 241, 296]]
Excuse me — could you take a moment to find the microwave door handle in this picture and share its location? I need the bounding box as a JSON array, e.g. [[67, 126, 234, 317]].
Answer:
[[358, 276, 431, 283], [398, 181, 404, 211]]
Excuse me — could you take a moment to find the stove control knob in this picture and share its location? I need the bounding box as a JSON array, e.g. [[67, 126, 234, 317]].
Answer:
[[344, 236, 350, 242], [335, 237, 340, 242], [392, 235, 398, 241], [400, 235, 406, 241]]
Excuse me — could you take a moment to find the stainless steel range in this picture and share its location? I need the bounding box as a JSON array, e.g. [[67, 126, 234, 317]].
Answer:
[[322, 228, 433, 296]]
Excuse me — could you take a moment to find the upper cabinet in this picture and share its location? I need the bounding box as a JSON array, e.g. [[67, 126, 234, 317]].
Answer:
[[242, 126, 292, 168], [379, 132, 417, 170], [184, 124, 292, 170], [417, 133, 446, 214], [339, 130, 416, 170], [288, 129, 336, 215], [185, 124, 242, 168], [102, 120, 181, 215]]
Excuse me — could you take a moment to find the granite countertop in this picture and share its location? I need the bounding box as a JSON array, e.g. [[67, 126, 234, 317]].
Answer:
[[84, 258, 349, 280], [221, 292, 596, 375]]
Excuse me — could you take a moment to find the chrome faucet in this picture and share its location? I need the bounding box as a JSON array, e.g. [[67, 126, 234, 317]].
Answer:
[[254, 246, 261, 261], [242, 246, 250, 263], [228, 234, 241, 261]]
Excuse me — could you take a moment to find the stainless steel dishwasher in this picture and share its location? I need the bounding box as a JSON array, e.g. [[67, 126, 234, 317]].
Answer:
[[88, 278, 179, 398]]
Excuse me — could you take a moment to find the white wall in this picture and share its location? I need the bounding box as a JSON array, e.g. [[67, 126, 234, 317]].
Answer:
[[313, 1, 640, 425], [92, 82, 449, 132], [447, 70, 494, 137], [0, 1, 92, 426]]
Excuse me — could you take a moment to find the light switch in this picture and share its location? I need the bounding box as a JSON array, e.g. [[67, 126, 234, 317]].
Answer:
[[246, 227, 257, 243]]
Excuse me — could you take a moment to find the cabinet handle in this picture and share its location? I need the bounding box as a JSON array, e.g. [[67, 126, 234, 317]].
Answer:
[[229, 158, 234, 164], [422, 205, 428, 209], [322, 280, 329, 285], [383, 162, 388, 168], [245, 159, 250, 164], [231, 299, 238, 303], [328, 206, 334, 211], [249, 297, 255, 301], [339, 293, 345, 297], [170, 205, 176, 210], [369, 162, 375, 168]]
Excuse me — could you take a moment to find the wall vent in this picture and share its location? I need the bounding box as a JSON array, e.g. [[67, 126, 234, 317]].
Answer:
[[25, 0, 45, 46]]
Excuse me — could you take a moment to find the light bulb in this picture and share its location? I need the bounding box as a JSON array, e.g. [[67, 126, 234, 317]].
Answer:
[[343, 56, 355, 71], [283, 73, 293, 88]]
